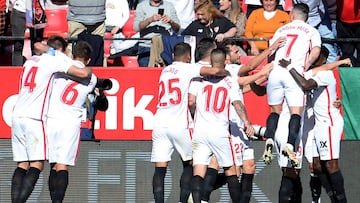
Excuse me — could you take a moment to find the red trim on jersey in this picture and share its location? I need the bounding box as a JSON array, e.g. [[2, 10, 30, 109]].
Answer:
[[325, 87, 334, 126], [39, 74, 54, 159], [41, 119, 47, 160], [228, 133, 236, 165], [74, 130, 81, 165], [328, 126, 333, 160]]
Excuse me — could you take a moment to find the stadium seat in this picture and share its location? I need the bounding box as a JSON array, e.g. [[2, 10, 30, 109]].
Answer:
[[44, 8, 68, 38], [121, 56, 139, 67], [103, 32, 114, 66], [122, 10, 137, 38]]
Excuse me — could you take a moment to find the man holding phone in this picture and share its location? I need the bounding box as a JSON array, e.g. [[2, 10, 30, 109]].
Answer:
[[134, 0, 180, 67]]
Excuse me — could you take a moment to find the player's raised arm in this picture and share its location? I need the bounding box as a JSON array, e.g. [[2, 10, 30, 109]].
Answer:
[[279, 58, 317, 91], [238, 63, 273, 86], [239, 37, 286, 77], [304, 46, 321, 71], [310, 58, 352, 75]]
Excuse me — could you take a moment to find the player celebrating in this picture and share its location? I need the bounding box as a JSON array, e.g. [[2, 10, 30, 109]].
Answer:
[[150, 42, 229, 203], [11, 36, 92, 203], [262, 3, 321, 167], [281, 50, 351, 203], [188, 48, 255, 203], [46, 41, 97, 203]]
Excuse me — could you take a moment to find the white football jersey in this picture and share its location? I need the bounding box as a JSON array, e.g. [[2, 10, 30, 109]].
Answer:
[[270, 20, 321, 72], [154, 61, 202, 128], [304, 70, 342, 124], [225, 64, 245, 128], [12, 53, 73, 119], [46, 60, 97, 123], [189, 76, 241, 129]]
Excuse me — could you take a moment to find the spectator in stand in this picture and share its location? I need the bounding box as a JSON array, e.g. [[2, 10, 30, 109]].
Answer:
[[245, 0, 285, 18], [182, 0, 237, 45], [336, 0, 360, 67], [0, 0, 5, 36], [9, 0, 24, 66], [167, 0, 194, 32], [293, 0, 338, 63], [66, 0, 106, 57], [105, 0, 129, 35], [219, 0, 247, 55], [133, 0, 180, 67], [105, 0, 130, 55], [324, 0, 338, 58], [244, 0, 290, 56]]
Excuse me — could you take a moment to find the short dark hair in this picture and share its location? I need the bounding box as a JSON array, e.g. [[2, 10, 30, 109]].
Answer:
[[173, 42, 191, 58], [196, 37, 216, 62], [47, 35, 68, 52], [320, 46, 329, 59], [210, 48, 226, 65], [260, 0, 280, 5], [72, 41, 93, 61], [293, 3, 309, 21]]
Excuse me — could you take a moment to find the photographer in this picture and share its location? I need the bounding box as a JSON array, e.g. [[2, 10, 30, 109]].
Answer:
[[81, 78, 111, 140]]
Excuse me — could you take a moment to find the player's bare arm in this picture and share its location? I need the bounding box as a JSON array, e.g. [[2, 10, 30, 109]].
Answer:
[[238, 63, 273, 86], [304, 46, 321, 71], [199, 66, 230, 76], [239, 37, 286, 76], [188, 93, 196, 118], [279, 58, 317, 91], [311, 58, 352, 75], [232, 100, 255, 137]]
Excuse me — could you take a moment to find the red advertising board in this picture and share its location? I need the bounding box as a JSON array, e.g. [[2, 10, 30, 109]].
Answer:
[[0, 66, 342, 140]]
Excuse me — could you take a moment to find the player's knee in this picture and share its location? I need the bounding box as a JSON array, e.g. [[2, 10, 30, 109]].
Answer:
[[242, 160, 256, 174], [313, 159, 322, 174], [282, 167, 299, 180], [324, 159, 340, 173]]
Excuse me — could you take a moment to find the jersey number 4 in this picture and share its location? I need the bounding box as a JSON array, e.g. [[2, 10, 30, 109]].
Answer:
[[23, 66, 38, 92]]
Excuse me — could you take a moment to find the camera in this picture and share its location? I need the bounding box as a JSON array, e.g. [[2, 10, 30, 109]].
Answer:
[[96, 78, 112, 90]]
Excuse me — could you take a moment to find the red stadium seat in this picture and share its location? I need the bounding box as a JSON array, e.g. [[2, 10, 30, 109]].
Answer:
[[122, 10, 137, 38], [104, 32, 114, 66], [44, 8, 68, 38], [121, 56, 139, 67]]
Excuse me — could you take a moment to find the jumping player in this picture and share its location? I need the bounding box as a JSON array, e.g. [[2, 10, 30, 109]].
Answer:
[[282, 50, 351, 203], [263, 3, 321, 167], [10, 36, 92, 203]]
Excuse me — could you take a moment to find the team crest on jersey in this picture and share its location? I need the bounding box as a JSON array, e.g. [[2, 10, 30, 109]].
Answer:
[[213, 26, 219, 33]]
